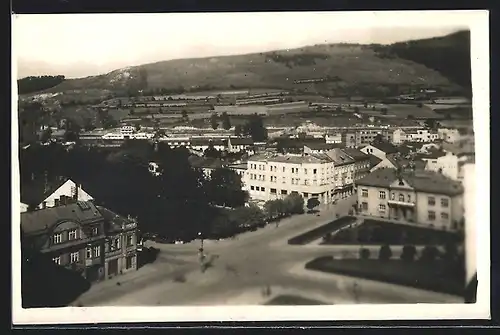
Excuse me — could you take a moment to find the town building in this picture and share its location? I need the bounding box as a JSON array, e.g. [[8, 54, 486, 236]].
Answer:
[[228, 137, 254, 153], [354, 128, 393, 147], [393, 128, 440, 144], [245, 152, 335, 205], [370, 153, 426, 173], [20, 176, 93, 213], [424, 151, 461, 181], [355, 168, 464, 231], [325, 132, 343, 144], [190, 138, 227, 152], [342, 148, 372, 181], [341, 131, 357, 148], [359, 142, 399, 160], [20, 201, 139, 283]]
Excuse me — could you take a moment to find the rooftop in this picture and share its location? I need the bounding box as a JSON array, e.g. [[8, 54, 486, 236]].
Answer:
[[366, 154, 383, 168], [248, 152, 332, 164], [355, 168, 463, 196], [20, 176, 70, 207], [370, 141, 399, 154], [304, 142, 344, 151], [342, 148, 370, 162], [96, 206, 137, 233], [21, 201, 102, 234]]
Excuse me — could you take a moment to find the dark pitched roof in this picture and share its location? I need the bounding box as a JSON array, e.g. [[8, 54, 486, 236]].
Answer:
[[370, 141, 399, 154], [342, 148, 370, 162], [21, 201, 102, 234], [386, 153, 426, 171], [356, 168, 463, 196], [20, 177, 69, 206], [304, 142, 344, 150], [367, 154, 383, 168], [96, 206, 137, 233]]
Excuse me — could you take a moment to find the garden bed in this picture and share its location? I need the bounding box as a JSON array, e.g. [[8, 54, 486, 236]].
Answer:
[[288, 216, 357, 245], [305, 256, 465, 296], [321, 219, 462, 246], [264, 295, 328, 305]]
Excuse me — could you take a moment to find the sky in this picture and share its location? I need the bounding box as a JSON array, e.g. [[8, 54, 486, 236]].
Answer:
[[13, 12, 469, 79]]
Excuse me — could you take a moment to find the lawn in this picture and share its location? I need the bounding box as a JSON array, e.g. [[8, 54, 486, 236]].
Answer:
[[264, 295, 328, 305], [288, 216, 357, 245], [321, 219, 462, 246], [305, 257, 465, 296]]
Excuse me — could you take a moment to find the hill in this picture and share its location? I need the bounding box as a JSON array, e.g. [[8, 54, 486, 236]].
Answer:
[[37, 31, 470, 98], [371, 30, 471, 95]]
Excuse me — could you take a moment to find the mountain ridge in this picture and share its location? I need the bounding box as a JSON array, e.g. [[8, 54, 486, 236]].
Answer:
[[22, 30, 471, 97]]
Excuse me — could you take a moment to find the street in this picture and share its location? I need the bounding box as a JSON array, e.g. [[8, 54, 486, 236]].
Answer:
[[73, 196, 462, 306]]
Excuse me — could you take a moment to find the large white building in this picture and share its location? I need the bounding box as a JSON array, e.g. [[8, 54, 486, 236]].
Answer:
[[245, 148, 369, 205]]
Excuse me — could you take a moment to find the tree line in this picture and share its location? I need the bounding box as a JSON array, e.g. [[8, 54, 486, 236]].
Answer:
[[19, 141, 279, 241], [18, 75, 66, 95]]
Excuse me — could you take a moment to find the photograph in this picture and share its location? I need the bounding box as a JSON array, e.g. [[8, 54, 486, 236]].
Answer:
[[11, 10, 489, 325]]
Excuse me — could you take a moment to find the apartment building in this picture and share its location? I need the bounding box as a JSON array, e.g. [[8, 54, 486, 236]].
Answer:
[[354, 128, 393, 147], [245, 148, 370, 204], [20, 201, 139, 283], [356, 168, 464, 231], [245, 153, 335, 205], [228, 137, 254, 153], [325, 132, 343, 144]]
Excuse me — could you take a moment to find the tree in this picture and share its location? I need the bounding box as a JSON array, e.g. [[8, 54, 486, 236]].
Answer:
[[283, 193, 305, 215], [401, 245, 417, 262], [205, 168, 247, 208], [353, 106, 360, 113], [359, 248, 371, 260], [424, 118, 440, 130], [306, 197, 320, 212], [210, 113, 219, 130], [420, 245, 440, 262], [378, 245, 392, 261], [373, 134, 384, 144], [204, 143, 221, 159], [363, 101, 368, 108], [243, 113, 268, 142], [264, 200, 280, 220], [135, 124, 141, 132], [221, 112, 231, 130]]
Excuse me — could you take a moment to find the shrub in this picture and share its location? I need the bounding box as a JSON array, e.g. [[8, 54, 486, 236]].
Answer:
[[378, 245, 392, 261], [420, 245, 440, 262], [401, 245, 417, 262], [359, 248, 371, 260]]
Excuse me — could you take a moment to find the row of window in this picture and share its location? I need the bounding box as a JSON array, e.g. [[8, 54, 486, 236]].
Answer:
[[361, 189, 449, 207], [52, 227, 99, 245], [361, 202, 450, 222], [52, 245, 100, 265]]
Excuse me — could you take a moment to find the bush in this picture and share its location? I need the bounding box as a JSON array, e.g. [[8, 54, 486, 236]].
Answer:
[[401, 245, 417, 262], [378, 245, 392, 261], [359, 248, 370, 260], [420, 245, 440, 262]]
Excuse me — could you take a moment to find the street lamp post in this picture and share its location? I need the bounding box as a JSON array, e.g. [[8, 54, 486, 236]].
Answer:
[[198, 232, 204, 259]]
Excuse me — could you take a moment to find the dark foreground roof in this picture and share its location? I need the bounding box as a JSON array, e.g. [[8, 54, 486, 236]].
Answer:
[[21, 201, 102, 234], [355, 168, 463, 196], [20, 177, 69, 206]]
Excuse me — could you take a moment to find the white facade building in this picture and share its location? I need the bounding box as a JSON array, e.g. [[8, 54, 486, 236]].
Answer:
[[392, 128, 440, 144], [425, 151, 460, 181]]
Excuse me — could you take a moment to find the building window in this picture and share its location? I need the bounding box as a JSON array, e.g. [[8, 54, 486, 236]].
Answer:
[[361, 189, 368, 197], [304, 179, 309, 185], [282, 177, 286, 184], [261, 187, 266, 192], [256, 186, 260, 191], [428, 197, 436, 206], [92, 227, 99, 236], [362, 202, 368, 211], [407, 194, 411, 202], [53, 256, 61, 265], [270, 188, 277, 194], [53, 233, 63, 244], [68, 229, 78, 240], [441, 198, 449, 208], [313, 169, 317, 175], [127, 235, 134, 247], [291, 168, 295, 173], [379, 191, 386, 199], [86, 247, 92, 259], [93, 245, 100, 258], [250, 186, 255, 191], [304, 168, 308, 174], [398, 194, 405, 202], [70, 252, 79, 263], [54, 198, 60, 206], [441, 212, 449, 221], [379, 204, 386, 212], [391, 192, 395, 200], [282, 167, 285, 172], [428, 211, 436, 221]]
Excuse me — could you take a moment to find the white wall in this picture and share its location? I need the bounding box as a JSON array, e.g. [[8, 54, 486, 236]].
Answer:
[[425, 152, 459, 180]]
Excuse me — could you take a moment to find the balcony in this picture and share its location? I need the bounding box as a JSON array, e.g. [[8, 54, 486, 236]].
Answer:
[[387, 199, 416, 207]]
